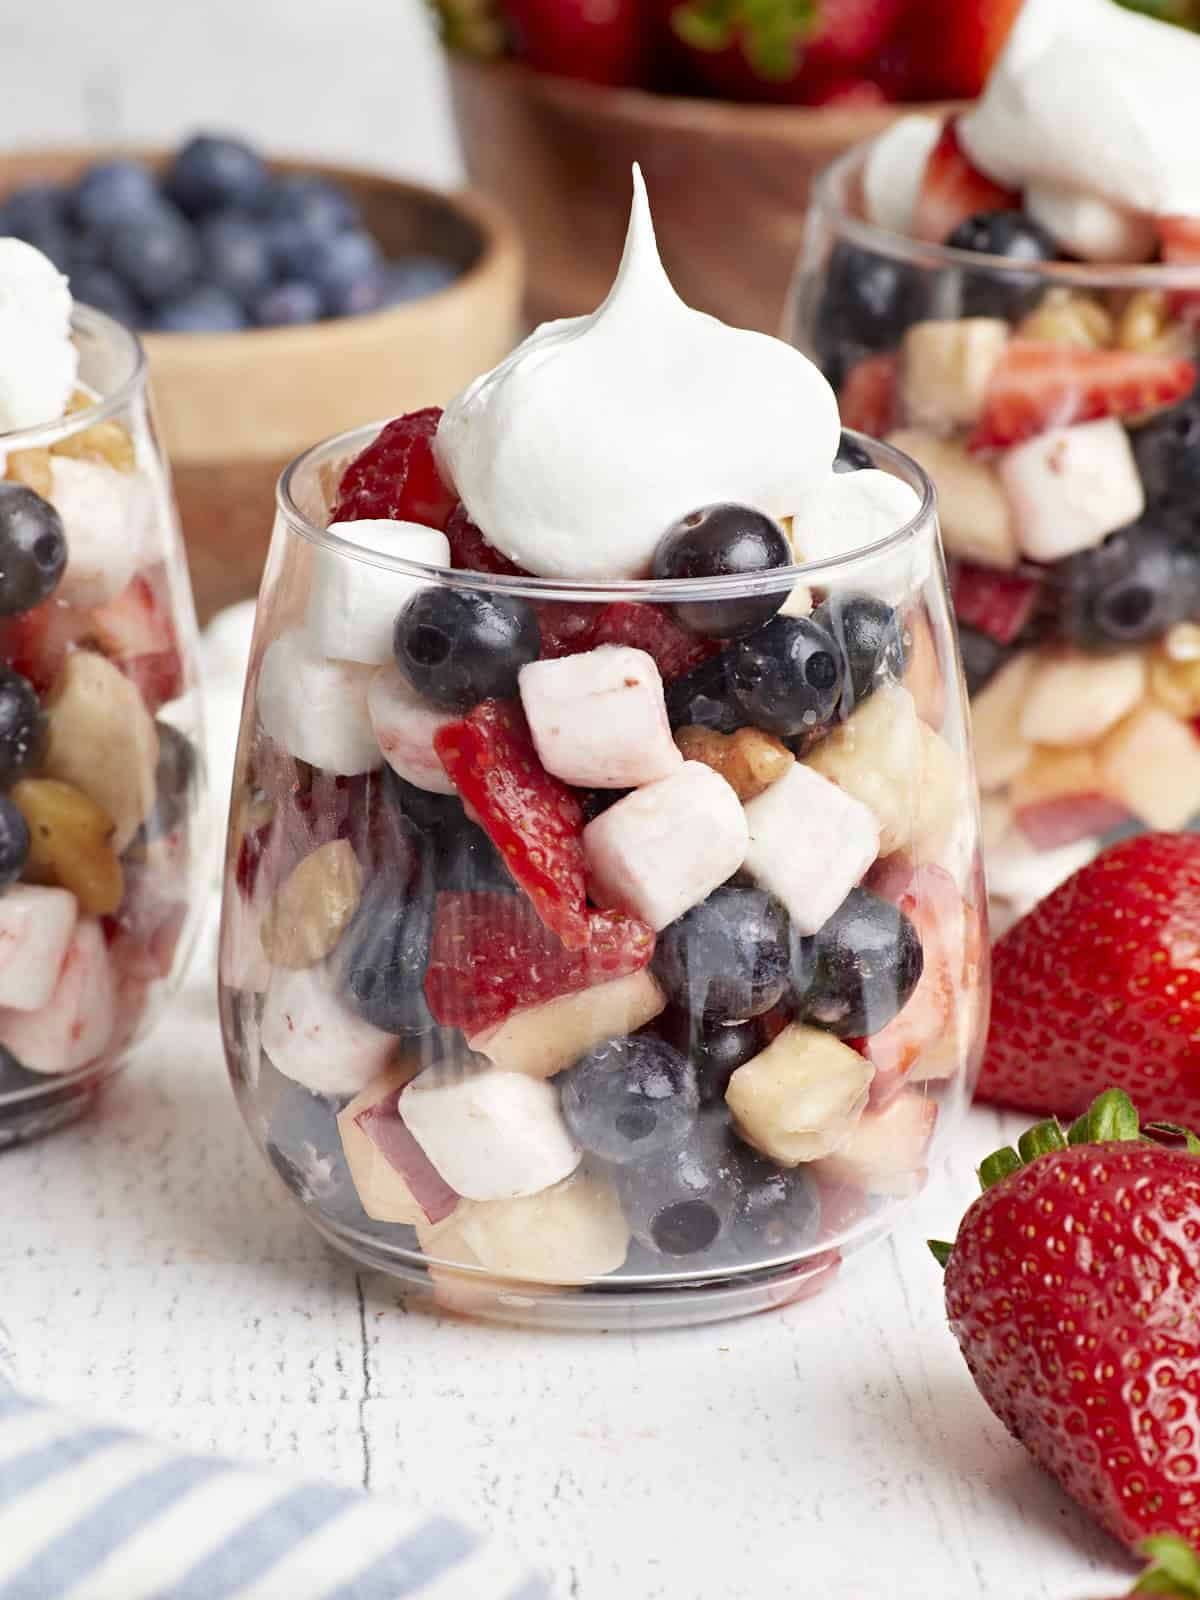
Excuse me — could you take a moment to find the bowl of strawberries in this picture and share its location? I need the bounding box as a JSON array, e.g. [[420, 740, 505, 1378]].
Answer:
[[438, 0, 1023, 334]]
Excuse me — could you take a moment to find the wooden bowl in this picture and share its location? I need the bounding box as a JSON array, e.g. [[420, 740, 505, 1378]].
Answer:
[[0, 148, 525, 620], [451, 58, 952, 338]]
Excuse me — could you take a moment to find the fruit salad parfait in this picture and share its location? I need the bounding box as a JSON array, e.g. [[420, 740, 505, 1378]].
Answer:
[[794, 0, 1200, 925], [0, 237, 205, 1146], [220, 170, 988, 1327]]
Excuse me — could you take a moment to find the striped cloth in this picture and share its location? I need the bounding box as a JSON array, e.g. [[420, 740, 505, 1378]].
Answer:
[[0, 1389, 549, 1600]]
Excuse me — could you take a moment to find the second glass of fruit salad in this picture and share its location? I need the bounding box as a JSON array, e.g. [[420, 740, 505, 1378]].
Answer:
[[220, 173, 988, 1328], [792, 0, 1200, 926]]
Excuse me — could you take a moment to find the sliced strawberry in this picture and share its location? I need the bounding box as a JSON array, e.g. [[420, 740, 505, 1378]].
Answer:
[[950, 562, 1042, 645], [912, 118, 1019, 246], [434, 700, 591, 949], [425, 890, 654, 1034], [331, 408, 457, 531], [1159, 214, 1200, 265], [968, 339, 1197, 452], [534, 601, 598, 660], [445, 503, 529, 578], [0, 599, 90, 694], [837, 352, 899, 439], [90, 568, 185, 713], [589, 601, 719, 681]]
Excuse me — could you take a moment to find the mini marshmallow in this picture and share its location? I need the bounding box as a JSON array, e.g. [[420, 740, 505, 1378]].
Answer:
[[998, 419, 1146, 564], [367, 662, 458, 795], [261, 964, 396, 1096], [399, 1065, 581, 1201], [306, 520, 450, 665], [899, 319, 1010, 431], [791, 470, 929, 604], [0, 238, 78, 432], [519, 645, 682, 789], [468, 970, 666, 1080], [0, 918, 115, 1075], [583, 761, 748, 931], [726, 1024, 874, 1167], [741, 763, 879, 936], [1025, 182, 1157, 265], [0, 885, 78, 1011], [1019, 648, 1146, 747], [50, 457, 147, 607], [257, 629, 381, 775], [862, 115, 942, 236]]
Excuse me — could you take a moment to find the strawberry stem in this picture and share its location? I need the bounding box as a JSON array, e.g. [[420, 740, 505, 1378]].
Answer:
[[670, 0, 817, 80], [1068, 1087, 1141, 1146], [978, 1146, 1021, 1191], [1017, 1119, 1068, 1163], [928, 1240, 953, 1267], [1131, 1534, 1200, 1595]]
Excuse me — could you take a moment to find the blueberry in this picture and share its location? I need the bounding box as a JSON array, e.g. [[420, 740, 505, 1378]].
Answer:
[[264, 217, 318, 278], [834, 433, 873, 473], [4, 216, 71, 270], [105, 208, 198, 305], [380, 257, 459, 304], [814, 240, 925, 363], [434, 817, 514, 893], [0, 668, 45, 782], [958, 624, 1011, 696], [1132, 388, 1200, 521], [1058, 522, 1200, 652], [0, 793, 30, 890], [305, 230, 383, 314], [197, 212, 273, 303], [393, 588, 540, 712], [152, 284, 247, 333], [729, 615, 844, 741], [141, 723, 198, 843], [252, 279, 322, 326], [665, 651, 745, 734], [324, 273, 386, 319], [615, 1113, 735, 1257], [726, 1138, 820, 1254], [656, 1009, 765, 1106], [561, 1035, 699, 1165], [578, 787, 629, 824], [655, 887, 791, 1025], [0, 1041, 35, 1092], [337, 867, 436, 1036], [73, 160, 160, 230], [0, 485, 67, 615], [652, 503, 792, 640], [167, 134, 269, 218], [260, 173, 359, 236], [381, 766, 463, 839], [68, 266, 141, 325], [811, 593, 906, 718], [792, 888, 924, 1038], [1, 183, 66, 237], [943, 210, 1058, 320]]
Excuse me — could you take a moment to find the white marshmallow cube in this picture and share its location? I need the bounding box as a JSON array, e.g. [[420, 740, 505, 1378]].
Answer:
[[1025, 183, 1157, 265], [742, 763, 879, 936], [367, 662, 458, 795], [0, 918, 116, 1075], [519, 645, 682, 789], [399, 1066, 581, 1202], [583, 761, 748, 930], [261, 964, 396, 1097], [49, 457, 149, 607], [468, 969, 665, 1080], [998, 419, 1146, 564], [257, 628, 381, 775], [0, 885, 78, 1011], [307, 519, 450, 665]]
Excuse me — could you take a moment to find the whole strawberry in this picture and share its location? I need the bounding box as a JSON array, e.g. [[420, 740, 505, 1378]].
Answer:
[[977, 834, 1200, 1125], [933, 1092, 1200, 1555]]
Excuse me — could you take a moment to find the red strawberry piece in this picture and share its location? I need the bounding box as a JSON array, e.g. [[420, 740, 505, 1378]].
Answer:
[[935, 1092, 1200, 1555], [424, 889, 655, 1034], [501, 0, 654, 86], [912, 118, 1019, 246], [331, 408, 457, 531], [356, 1092, 459, 1225], [0, 599, 90, 695], [1160, 215, 1200, 266], [434, 699, 591, 949], [950, 561, 1042, 645], [533, 601, 598, 660], [88, 567, 185, 713], [837, 352, 898, 439], [968, 339, 1198, 452], [977, 833, 1200, 1125], [445, 502, 529, 577], [801, 73, 889, 108], [1015, 793, 1132, 853], [895, 0, 1022, 100], [589, 601, 719, 681]]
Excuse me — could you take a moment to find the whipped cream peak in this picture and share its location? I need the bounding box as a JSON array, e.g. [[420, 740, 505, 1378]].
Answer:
[[0, 237, 78, 435], [959, 0, 1200, 223], [435, 167, 839, 581]]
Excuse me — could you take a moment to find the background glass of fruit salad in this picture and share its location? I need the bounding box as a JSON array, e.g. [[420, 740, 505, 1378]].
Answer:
[[793, 139, 1200, 929], [218, 418, 989, 1329], [0, 306, 207, 1145]]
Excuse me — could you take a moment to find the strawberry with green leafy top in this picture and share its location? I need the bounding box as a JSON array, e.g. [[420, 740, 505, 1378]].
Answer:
[[1094, 1535, 1200, 1597]]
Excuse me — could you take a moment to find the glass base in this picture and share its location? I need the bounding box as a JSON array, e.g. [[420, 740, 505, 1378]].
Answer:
[[306, 1205, 898, 1331], [0, 1062, 114, 1151]]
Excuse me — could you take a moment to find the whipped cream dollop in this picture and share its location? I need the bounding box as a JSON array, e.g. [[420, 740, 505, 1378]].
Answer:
[[435, 168, 839, 581], [0, 238, 78, 434], [959, 0, 1200, 224]]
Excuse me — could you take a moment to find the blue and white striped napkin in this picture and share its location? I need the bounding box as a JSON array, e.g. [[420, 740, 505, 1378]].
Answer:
[[0, 1387, 549, 1600]]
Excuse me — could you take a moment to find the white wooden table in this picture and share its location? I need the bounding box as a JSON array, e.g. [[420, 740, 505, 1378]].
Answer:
[[0, 904, 1133, 1600]]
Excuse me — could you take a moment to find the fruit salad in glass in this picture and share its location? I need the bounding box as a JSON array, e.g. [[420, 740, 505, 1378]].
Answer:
[[219, 170, 987, 1327], [0, 238, 206, 1145], [794, 0, 1200, 926]]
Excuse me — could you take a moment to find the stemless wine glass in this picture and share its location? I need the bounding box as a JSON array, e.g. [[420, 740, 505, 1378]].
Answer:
[[793, 145, 1200, 928], [0, 306, 206, 1146], [219, 425, 988, 1329]]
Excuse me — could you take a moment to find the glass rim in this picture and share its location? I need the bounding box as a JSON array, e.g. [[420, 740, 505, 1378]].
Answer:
[[813, 140, 1200, 293], [276, 420, 938, 603], [0, 303, 147, 450]]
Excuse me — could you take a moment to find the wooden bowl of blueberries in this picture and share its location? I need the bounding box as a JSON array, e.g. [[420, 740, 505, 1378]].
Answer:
[[0, 135, 524, 619]]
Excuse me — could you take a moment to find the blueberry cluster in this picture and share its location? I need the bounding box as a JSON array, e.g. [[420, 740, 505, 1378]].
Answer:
[[0, 134, 460, 333]]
